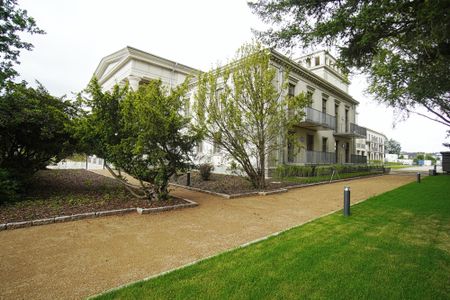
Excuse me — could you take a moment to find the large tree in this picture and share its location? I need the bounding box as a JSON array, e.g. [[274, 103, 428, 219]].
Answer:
[[385, 139, 401, 155], [0, 82, 77, 182], [194, 43, 308, 189], [76, 78, 201, 201], [0, 0, 44, 85], [249, 0, 450, 128]]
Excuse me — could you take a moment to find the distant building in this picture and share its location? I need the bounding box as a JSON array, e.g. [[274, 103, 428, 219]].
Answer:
[[355, 129, 387, 162]]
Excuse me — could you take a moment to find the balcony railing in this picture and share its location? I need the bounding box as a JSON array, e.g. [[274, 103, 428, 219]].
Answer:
[[335, 122, 367, 138], [303, 107, 336, 130], [350, 154, 367, 164], [306, 150, 336, 164]]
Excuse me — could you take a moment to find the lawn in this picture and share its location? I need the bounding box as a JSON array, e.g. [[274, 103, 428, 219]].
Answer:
[[96, 175, 450, 299]]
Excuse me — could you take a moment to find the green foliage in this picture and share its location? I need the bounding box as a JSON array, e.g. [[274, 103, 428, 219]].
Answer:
[[275, 164, 383, 178], [385, 139, 401, 155], [0, 82, 77, 183], [0, 168, 20, 202], [198, 163, 214, 181], [0, 0, 45, 85], [77, 78, 202, 201], [250, 0, 450, 128], [194, 42, 309, 188]]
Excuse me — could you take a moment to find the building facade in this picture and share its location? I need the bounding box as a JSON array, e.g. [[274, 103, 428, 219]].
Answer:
[[94, 47, 368, 174], [355, 129, 387, 162]]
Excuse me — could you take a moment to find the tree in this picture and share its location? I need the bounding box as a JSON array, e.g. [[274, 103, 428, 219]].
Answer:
[[194, 43, 308, 189], [76, 78, 201, 201], [385, 139, 401, 155], [424, 153, 437, 165], [0, 82, 77, 183], [249, 0, 450, 128], [0, 0, 44, 85]]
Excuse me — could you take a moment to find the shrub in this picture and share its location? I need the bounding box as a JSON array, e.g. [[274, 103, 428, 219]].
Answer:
[[275, 164, 383, 179], [0, 82, 77, 182], [0, 168, 20, 202], [199, 163, 214, 180]]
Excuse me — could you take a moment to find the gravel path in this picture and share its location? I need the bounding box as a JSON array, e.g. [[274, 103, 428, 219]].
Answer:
[[0, 174, 415, 300]]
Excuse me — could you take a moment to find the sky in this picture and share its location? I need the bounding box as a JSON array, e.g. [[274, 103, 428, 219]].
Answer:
[[15, 0, 449, 153]]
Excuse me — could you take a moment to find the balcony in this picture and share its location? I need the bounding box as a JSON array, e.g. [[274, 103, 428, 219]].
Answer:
[[334, 122, 367, 138], [350, 154, 367, 164], [287, 150, 336, 165], [298, 107, 336, 130], [307, 150, 336, 164]]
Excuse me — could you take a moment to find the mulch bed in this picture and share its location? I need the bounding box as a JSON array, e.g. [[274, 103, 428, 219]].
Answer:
[[0, 169, 187, 223], [171, 172, 298, 194]]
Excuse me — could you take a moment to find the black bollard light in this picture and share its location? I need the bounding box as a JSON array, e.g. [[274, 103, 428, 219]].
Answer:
[[343, 186, 351, 217], [417, 172, 421, 183], [186, 172, 191, 186]]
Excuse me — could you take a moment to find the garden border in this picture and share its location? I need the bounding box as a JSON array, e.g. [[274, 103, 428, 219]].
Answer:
[[171, 173, 385, 199], [0, 198, 198, 231]]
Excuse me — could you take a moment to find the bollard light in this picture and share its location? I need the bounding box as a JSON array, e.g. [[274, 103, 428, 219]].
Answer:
[[186, 172, 191, 186], [344, 186, 351, 217], [417, 172, 421, 183]]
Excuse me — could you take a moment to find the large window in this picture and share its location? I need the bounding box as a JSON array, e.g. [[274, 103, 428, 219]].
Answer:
[[322, 98, 327, 114], [288, 83, 295, 97], [307, 134, 314, 151], [322, 137, 328, 152]]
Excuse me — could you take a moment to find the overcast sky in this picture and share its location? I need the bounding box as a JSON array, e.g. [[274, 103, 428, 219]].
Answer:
[[16, 0, 449, 153]]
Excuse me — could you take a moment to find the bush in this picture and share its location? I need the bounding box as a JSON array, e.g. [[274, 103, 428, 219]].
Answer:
[[0, 82, 77, 182], [199, 163, 214, 180], [0, 169, 20, 202], [275, 164, 383, 178]]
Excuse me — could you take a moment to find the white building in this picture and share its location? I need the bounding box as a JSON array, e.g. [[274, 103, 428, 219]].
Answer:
[[94, 47, 368, 174], [355, 129, 387, 162]]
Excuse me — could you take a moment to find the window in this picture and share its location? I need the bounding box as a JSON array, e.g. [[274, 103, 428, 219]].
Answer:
[[288, 83, 295, 97], [335, 104, 339, 129], [306, 57, 311, 67], [322, 137, 328, 152], [345, 109, 349, 132], [322, 98, 327, 114], [197, 141, 203, 153], [315, 56, 320, 66], [307, 135, 314, 151]]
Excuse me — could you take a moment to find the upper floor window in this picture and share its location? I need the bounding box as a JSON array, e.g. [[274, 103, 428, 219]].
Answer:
[[288, 83, 295, 97], [315, 56, 320, 66], [322, 98, 327, 114]]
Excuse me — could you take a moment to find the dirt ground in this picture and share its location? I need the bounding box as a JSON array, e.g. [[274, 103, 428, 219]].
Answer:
[[0, 174, 415, 300]]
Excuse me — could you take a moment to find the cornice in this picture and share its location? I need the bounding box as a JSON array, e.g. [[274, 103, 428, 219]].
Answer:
[[270, 49, 359, 105]]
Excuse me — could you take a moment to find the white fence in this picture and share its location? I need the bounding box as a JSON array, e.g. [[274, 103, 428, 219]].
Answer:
[[48, 156, 105, 170]]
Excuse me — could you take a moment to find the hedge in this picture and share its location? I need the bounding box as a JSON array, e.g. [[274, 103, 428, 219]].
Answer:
[[275, 164, 384, 178]]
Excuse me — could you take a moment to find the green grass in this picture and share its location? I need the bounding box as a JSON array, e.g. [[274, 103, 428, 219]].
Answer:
[[96, 175, 450, 300], [277, 170, 382, 184], [384, 163, 412, 170]]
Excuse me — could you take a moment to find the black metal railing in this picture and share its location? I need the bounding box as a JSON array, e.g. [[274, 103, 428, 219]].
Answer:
[[335, 122, 367, 137], [350, 154, 367, 164], [350, 123, 367, 137], [306, 150, 337, 164], [304, 107, 336, 130]]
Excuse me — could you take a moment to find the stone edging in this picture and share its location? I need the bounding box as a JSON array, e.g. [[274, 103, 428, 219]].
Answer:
[[0, 199, 198, 231], [137, 198, 198, 214], [170, 173, 385, 199]]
